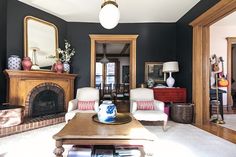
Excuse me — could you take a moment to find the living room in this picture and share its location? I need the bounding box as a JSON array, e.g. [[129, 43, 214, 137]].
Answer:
[[0, 0, 236, 157]]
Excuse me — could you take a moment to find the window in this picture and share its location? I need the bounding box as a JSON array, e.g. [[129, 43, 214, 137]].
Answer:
[[96, 62, 103, 85], [96, 61, 117, 88], [106, 62, 116, 84]]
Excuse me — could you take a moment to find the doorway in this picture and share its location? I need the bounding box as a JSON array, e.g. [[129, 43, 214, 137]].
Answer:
[[231, 44, 236, 109], [89, 35, 138, 89], [95, 42, 130, 86], [226, 38, 236, 110], [191, 1, 236, 143], [90, 35, 137, 113]]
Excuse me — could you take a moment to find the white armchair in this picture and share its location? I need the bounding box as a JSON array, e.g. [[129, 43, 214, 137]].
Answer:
[[130, 88, 168, 130], [65, 87, 99, 122]]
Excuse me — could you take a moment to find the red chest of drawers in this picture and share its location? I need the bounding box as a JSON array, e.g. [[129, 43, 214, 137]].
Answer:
[[153, 88, 187, 103]]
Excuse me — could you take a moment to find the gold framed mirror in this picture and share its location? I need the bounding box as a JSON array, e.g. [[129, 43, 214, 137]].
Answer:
[[24, 16, 58, 69]]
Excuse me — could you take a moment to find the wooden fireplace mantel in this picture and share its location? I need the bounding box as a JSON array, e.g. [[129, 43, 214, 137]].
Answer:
[[4, 70, 77, 116]]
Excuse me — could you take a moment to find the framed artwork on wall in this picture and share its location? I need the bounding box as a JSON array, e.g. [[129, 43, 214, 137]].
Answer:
[[144, 62, 166, 83], [122, 65, 129, 83]]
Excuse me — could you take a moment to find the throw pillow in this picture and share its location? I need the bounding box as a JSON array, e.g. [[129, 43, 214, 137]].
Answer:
[[78, 101, 95, 110], [136, 100, 155, 110]]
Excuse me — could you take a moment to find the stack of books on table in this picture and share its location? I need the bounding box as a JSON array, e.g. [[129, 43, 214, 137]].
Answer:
[[114, 145, 144, 157], [68, 145, 144, 157], [92, 145, 114, 157], [67, 145, 92, 157]]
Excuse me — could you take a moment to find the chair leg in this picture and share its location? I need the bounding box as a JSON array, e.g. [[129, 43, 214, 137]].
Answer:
[[162, 120, 167, 131]]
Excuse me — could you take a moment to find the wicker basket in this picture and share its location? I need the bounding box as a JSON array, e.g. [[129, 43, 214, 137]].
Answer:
[[171, 103, 194, 124]]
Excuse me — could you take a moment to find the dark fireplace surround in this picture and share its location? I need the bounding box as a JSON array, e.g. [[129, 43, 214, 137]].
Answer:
[[25, 83, 65, 118]]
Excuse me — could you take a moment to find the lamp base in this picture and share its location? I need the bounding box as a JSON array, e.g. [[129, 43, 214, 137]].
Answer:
[[166, 72, 175, 87]]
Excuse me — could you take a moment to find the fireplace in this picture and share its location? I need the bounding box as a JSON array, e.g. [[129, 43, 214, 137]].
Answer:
[[26, 83, 65, 118], [1, 70, 76, 137], [4, 70, 76, 119]]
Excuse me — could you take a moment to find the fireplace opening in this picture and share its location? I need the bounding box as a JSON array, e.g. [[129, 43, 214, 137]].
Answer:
[[27, 83, 65, 118], [32, 90, 61, 117]]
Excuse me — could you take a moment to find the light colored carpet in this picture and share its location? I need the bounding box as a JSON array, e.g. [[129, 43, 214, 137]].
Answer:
[[220, 114, 236, 131], [0, 121, 235, 157]]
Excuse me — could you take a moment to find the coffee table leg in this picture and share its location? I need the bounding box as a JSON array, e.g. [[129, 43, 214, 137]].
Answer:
[[53, 140, 64, 157]]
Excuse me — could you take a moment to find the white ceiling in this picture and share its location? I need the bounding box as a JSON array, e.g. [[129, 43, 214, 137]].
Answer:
[[212, 12, 236, 27], [18, 0, 200, 23], [96, 43, 129, 55]]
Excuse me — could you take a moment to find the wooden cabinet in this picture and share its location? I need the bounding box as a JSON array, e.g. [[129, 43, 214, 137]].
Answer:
[[153, 88, 187, 103]]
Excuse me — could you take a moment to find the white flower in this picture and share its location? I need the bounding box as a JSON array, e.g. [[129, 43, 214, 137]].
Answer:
[[57, 40, 76, 63]]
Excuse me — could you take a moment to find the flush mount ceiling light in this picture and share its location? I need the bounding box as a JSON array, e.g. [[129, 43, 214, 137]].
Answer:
[[99, 0, 120, 29]]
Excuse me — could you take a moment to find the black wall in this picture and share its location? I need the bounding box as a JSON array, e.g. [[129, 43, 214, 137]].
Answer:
[[1, 0, 222, 103], [176, 0, 220, 102], [6, 0, 67, 58], [0, 0, 67, 103], [0, 0, 7, 103], [67, 23, 176, 88]]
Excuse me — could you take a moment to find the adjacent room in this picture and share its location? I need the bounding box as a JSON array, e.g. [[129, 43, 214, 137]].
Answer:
[[0, 0, 235, 157]]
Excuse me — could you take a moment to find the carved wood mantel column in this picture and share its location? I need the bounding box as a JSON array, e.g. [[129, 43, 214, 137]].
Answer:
[[4, 70, 77, 117]]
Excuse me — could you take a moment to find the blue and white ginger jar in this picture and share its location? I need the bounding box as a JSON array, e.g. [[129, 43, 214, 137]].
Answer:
[[8, 55, 21, 70], [63, 62, 70, 73], [98, 101, 117, 123]]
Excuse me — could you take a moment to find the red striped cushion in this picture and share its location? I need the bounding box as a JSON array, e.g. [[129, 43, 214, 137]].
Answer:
[[78, 101, 95, 110], [136, 100, 155, 110]]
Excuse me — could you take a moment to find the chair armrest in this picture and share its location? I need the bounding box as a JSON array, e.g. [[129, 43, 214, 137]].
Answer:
[[154, 100, 165, 112], [67, 99, 78, 112], [130, 101, 137, 114]]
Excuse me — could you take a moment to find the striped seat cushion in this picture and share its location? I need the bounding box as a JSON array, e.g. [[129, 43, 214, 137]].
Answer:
[[78, 101, 95, 110], [136, 100, 155, 110]]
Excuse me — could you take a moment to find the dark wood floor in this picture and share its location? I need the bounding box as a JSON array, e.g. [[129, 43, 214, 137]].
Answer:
[[224, 106, 236, 114], [198, 106, 236, 144], [196, 122, 236, 144]]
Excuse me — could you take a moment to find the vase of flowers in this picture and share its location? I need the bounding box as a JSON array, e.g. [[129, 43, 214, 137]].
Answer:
[[57, 40, 75, 73]]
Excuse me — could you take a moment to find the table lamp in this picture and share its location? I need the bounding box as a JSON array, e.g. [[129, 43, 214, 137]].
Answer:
[[163, 61, 179, 87]]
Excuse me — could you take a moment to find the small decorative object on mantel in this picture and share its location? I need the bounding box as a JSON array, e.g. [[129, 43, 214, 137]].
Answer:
[[53, 60, 64, 73], [22, 57, 32, 70], [8, 55, 22, 70]]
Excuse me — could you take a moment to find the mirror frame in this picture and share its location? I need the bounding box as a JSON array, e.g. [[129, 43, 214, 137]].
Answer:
[[24, 16, 59, 69]]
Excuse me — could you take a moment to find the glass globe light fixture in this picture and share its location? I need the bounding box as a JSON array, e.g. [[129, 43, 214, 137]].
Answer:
[[99, 0, 120, 29]]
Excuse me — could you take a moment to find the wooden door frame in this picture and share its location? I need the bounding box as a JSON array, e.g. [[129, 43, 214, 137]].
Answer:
[[190, 0, 236, 127], [89, 34, 138, 89], [226, 37, 236, 108]]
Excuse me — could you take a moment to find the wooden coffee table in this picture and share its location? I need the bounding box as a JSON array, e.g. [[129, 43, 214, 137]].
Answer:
[[53, 113, 155, 157]]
